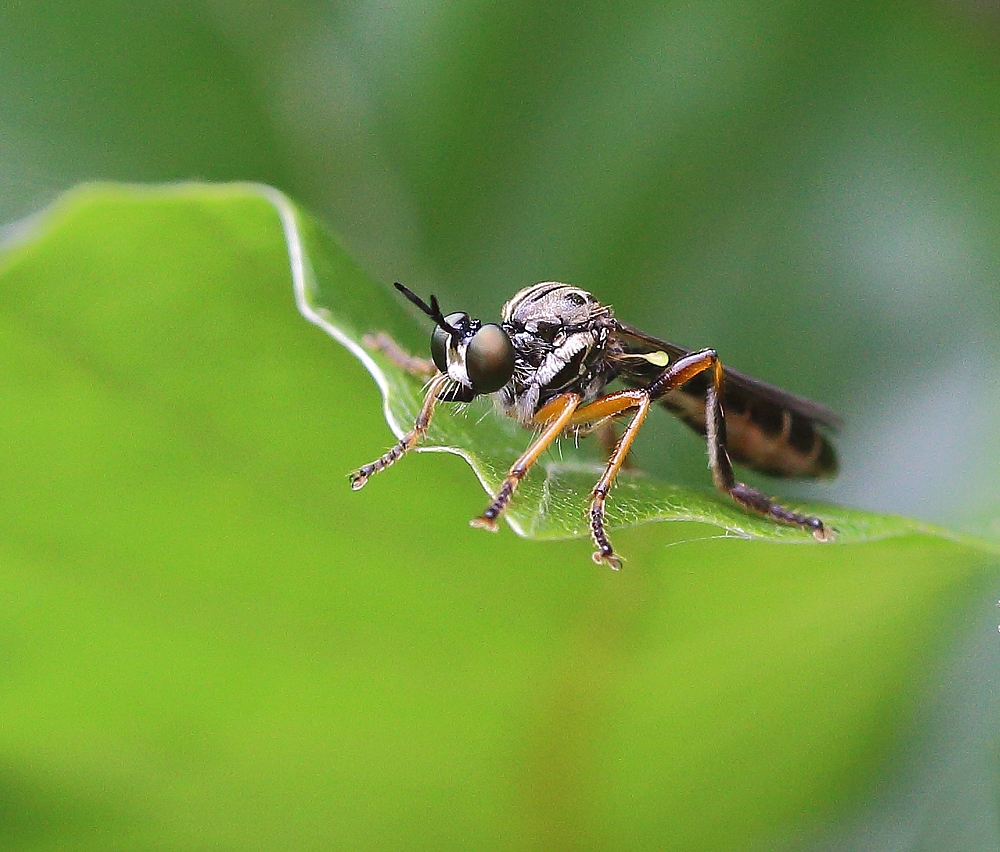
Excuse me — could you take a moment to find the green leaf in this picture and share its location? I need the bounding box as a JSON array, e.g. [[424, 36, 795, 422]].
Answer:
[[0, 183, 995, 851]]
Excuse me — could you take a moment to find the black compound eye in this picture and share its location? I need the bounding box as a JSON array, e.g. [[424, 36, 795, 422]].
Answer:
[[466, 323, 515, 394], [430, 312, 469, 373]]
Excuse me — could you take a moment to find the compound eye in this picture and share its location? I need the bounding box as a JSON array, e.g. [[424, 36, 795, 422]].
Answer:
[[430, 312, 469, 373], [466, 323, 515, 394]]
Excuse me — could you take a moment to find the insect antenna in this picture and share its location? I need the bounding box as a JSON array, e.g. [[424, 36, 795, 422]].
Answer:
[[394, 282, 459, 337]]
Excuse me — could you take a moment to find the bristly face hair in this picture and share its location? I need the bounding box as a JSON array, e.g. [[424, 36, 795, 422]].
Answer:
[[352, 281, 840, 569]]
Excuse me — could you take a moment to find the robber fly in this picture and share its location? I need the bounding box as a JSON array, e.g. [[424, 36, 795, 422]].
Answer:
[[351, 282, 839, 569]]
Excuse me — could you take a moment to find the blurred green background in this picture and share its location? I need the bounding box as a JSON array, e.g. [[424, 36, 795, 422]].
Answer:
[[2, 0, 1000, 533], [2, 1, 1000, 849]]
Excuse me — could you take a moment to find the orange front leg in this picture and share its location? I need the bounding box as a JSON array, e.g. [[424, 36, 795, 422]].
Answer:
[[350, 372, 451, 489]]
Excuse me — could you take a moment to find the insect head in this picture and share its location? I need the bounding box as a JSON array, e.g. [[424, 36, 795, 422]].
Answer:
[[396, 282, 515, 400]]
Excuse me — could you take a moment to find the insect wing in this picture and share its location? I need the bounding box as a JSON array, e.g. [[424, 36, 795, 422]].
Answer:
[[612, 320, 840, 478]]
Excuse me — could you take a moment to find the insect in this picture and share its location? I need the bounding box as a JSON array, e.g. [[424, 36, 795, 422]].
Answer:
[[351, 282, 839, 569]]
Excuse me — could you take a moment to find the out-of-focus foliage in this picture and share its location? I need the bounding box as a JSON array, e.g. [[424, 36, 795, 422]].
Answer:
[[3, 1, 1000, 534], [2, 2, 1000, 849], [0, 183, 994, 851]]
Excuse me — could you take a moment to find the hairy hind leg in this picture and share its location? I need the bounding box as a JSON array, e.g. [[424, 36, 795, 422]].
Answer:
[[646, 350, 831, 541]]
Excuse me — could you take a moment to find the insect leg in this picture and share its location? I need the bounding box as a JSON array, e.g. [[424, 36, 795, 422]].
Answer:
[[569, 390, 651, 570], [594, 420, 633, 469], [471, 393, 581, 531], [648, 350, 831, 541], [350, 372, 451, 489], [363, 332, 437, 378]]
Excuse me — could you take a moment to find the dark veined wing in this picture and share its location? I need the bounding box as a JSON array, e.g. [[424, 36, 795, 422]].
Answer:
[[611, 320, 840, 479]]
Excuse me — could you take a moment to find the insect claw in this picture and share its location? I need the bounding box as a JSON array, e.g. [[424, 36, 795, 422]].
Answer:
[[592, 550, 622, 570], [812, 524, 835, 542], [349, 472, 369, 490], [470, 516, 499, 532]]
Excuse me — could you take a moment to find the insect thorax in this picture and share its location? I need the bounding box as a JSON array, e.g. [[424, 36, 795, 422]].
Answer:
[[496, 282, 616, 422]]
